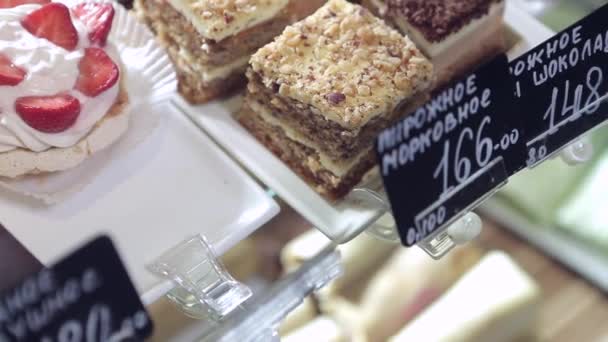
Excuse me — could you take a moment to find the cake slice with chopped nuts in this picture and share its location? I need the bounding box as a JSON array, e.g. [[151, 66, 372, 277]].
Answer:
[[135, 0, 324, 103], [237, 0, 434, 200], [362, 0, 506, 87]]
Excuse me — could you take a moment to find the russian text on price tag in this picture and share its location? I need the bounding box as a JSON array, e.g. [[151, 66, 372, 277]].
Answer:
[[376, 56, 524, 247], [510, 3, 608, 167], [0, 236, 153, 342]]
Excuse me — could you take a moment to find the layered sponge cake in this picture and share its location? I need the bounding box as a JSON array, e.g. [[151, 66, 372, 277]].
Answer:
[[135, 0, 325, 104], [363, 0, 506, 86], [0, 1, 129, 178], [238, 0, 433, 200]]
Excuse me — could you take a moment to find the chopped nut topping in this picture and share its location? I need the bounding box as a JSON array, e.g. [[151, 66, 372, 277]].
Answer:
[[382, 0, 503, 42], [327, 92, 346, 105], [249, 0, 434, 129], [223, 13, 234, 23], [169, 0, 289, 41]]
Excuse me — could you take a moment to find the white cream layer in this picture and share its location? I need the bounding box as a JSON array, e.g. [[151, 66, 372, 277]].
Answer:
[[0, 3, 120, 153], [178, 46, 249, 82], [249, 100, 370, 177], [167, 0, 288, 41], [201, 55, 249, 82]]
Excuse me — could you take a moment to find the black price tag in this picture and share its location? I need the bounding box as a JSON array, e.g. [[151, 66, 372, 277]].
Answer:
[[376, 56, 524, 246], [0, 236, 153, 342], [510, 3, 608, 167]]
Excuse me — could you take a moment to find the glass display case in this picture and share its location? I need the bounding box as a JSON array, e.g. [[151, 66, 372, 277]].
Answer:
[[1, 0, 608, 341]]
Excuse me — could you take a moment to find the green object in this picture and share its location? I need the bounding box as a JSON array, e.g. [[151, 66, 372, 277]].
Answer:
[[539, 4, 589, 31], [499, 158, 590, 223], [557, 152, 608, 252]]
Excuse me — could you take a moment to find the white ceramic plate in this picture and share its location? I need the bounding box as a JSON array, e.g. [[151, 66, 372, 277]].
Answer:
[[175, 3, 548, 244], [175, 96, 385, 244], [0, 3, 279, 302]]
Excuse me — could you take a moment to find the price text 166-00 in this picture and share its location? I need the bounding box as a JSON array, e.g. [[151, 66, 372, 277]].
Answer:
[[433, 115, 519, 195]]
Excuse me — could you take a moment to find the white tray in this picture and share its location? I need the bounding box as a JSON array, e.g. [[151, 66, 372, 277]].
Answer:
[[0, 3, 279, 303], [175, 96, 384, 243], [175, 2, 550, 244], [0, 101, 280, 303]]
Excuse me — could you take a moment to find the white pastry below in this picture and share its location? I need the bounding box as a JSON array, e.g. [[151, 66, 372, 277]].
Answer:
[[279, 298, 317, 336], [280, 229, 396, 296], [282, 317, 348, 342], [0, 3, 121, 153], [389, 252, 541, 342]]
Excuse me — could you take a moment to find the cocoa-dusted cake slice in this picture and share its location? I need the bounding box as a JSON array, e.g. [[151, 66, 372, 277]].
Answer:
[[135, 0, 324, 104], [237, 0, 434, 200], [363, 0, 506, 86]]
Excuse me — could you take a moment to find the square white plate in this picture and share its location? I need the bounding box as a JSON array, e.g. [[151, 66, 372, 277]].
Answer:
[[176, 96, 385, 244], [175, 3, 549, 244], [0, 2, 280, 303], [0, 100, 279, 301]]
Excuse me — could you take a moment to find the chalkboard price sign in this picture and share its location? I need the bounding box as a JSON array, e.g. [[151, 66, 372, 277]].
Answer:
[[376, 55, 524, 247], [0, 236, 153, 342], [510, 3, 608, 166]]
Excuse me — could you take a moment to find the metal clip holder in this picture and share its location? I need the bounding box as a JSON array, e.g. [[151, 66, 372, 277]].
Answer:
[[350, 164, 491, 260], [356, 189, 485, 259], [559, 136, 594, 166], [353, 130, 596, 259], [148, 235, 252, 320], [200, 246, 343, 342], [144, 135, 594, 319]]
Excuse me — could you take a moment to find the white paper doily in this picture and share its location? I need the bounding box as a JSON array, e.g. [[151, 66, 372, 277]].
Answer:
[[0, 1, 177, 204]]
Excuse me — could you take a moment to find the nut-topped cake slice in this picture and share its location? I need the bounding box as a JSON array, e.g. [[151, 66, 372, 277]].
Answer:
[[364, 0, 506, 86], [238, 0, 434, 200], [135, 0, 324, 104]]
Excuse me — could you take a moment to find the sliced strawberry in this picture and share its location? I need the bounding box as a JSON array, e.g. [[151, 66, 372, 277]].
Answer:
[[21, 3, 78, 51], [75, 47, 119, 97], [73, 3, 115, 46], [0, 0, 50, 8], [15, 94, 81, 133], [0, 54, 26, 86]]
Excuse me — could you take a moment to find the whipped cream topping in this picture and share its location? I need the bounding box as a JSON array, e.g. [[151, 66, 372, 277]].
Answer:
[[0, 3, 120, 153]]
